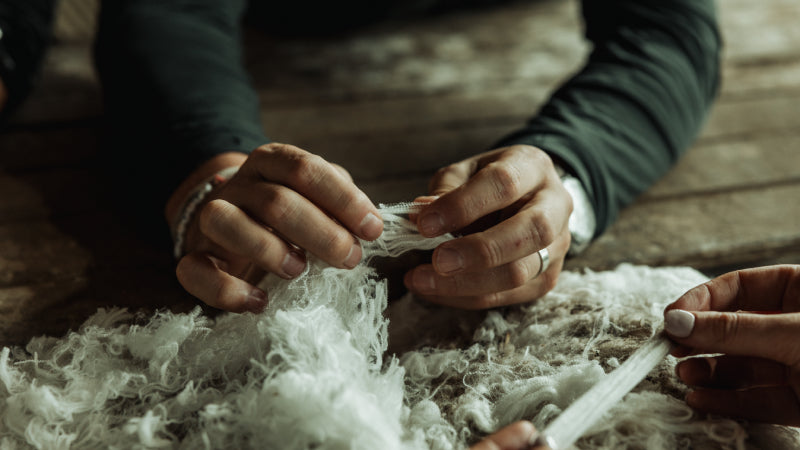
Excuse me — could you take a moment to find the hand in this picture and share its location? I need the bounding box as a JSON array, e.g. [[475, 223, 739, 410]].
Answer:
[[403, 145, 572, 309], [470, 421, 549, 450], [173, 143, 384, 313], [663, 265, 800, 425]]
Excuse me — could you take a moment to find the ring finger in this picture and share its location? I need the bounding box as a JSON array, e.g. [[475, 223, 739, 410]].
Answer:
[[224, 182, 362, 269], [198, 199, 307, 279]]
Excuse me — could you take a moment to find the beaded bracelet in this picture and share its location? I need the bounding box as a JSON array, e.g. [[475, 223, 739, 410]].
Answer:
[[171, 166, 240, 259]]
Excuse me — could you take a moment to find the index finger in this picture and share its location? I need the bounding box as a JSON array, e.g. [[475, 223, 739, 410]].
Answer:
[[666, 265, 800, 314], [419, 146, 554, 237], [246, 143, 383, 241]]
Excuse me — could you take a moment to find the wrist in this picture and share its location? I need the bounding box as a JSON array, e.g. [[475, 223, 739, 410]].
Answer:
[[165, 152, 248, 229], [554, 163, 596, 255]]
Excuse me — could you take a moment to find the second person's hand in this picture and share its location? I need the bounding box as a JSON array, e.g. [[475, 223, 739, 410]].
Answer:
[[664, 265, 800, 425]]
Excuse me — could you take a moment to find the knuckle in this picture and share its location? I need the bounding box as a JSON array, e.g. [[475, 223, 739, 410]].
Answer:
[[198, 199, 233, 235], [507, 260, 531, 288], [261, 187, 295, 223], [527, 211, 556, 247], [324, 230, 354, 260], [212, 278, 239, 310], [249, 235, 277, 261], [287, 152, 325, 187], [713, 313, 741, 346], [476, 238, 505, 269], [252, 142, 289, 159], [485, 162, 521, 201]]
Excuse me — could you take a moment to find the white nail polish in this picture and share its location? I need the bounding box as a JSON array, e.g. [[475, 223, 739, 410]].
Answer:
[[665, 309, 695, 338]]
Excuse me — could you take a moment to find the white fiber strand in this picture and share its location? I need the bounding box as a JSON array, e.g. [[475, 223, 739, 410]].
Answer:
[[542, 335, 672, 450], [1, 203, 798, 449]]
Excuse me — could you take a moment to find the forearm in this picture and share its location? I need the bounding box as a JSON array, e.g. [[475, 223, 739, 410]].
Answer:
[[95, 0, 266, 224], [495, 0, 721, 236]]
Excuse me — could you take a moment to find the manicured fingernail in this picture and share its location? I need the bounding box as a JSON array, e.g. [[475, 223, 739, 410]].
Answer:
[[344, 242, 362, 269], [435, 247, 463, 274], [665, 309, 695, 338], [359, 212, 383, 240], [246, 288, 267, 313], [419, 211, 444, 236], [412, 268, 436, 292], [281, 251, 306, 278]]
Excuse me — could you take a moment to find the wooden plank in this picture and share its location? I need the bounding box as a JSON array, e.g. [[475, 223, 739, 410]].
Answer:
[[11, 45, 101, 125], [0, 212, 173, 288], [719, 1, 800, 63], [700, 94, 800, 140], [567, 184, 800, 272], [0, 168, 104, 222], [643, 132, 800, 200], [246, 0, 584, 101], [0, 125, 99, 172], [16, 0, 800, 129], [722, 57, 800, 100], [0, 274, 197, 348]]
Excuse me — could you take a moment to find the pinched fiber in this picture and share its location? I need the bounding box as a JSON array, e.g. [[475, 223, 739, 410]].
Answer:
[[1, 204, 798, 449]]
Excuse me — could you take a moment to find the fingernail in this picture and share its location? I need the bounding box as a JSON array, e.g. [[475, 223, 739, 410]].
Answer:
[[246, 288, 267, 313], [281, 251, 306, 278], [665, 309, 695, 338], [435, 247, 463, 274], [529, 433, 557, 450], [344, 242, 362, 269], [412, 268, 436, 292], [419, 211, 444, 236], [359, 212, 383, 240]]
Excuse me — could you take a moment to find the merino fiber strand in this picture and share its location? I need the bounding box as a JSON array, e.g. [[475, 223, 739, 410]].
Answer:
[[542, 335, 672, 449], [0, 203, 798, 449]]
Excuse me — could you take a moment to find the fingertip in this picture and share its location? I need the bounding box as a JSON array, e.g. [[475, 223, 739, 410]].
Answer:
[[359, 211, 384, 241], [664, 309, 696, 339], [403, 270, 414, 291], [685, 389, 704, 410], [680, 358, 715, 387], [670, 344, 694, 358], [244, 288, 268, 313], [418, 209, 445, 237], [343, 241, 363, 269], [413, 195, 439, 205]]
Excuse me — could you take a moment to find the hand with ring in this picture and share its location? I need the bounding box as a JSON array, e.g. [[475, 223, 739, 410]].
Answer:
[[403, 145, 572, 309]]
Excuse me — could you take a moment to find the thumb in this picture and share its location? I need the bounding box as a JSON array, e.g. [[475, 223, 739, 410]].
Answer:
[[664, 309, 800, 365]]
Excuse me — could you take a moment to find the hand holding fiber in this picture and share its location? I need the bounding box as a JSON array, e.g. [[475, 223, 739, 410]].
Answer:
[[664, 265, 800, 426], [404, 145, 571, 309], [175, 143, 383, 313]]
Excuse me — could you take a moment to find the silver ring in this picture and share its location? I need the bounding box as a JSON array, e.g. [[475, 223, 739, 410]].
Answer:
[[536, 248, 550, 277]]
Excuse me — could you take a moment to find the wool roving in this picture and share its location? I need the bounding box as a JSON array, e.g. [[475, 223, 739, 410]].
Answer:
[[1, 204, 798, 449]]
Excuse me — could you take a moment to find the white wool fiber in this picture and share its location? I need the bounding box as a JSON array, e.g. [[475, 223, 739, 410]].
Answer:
[[1, 204, 799, 449]]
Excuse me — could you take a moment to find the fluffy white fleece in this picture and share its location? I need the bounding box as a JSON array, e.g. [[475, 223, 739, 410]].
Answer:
[[1, 206, 798, 449]]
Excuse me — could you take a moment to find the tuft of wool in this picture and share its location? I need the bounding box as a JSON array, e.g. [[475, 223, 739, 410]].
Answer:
[[1, 204, 799, 449]]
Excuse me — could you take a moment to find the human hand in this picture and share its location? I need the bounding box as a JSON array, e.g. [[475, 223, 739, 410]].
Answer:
[[663, 265, 800, 425], [174, 143, 384, 313], [470, 421, 549, 450], [403, 145, 572, 309]]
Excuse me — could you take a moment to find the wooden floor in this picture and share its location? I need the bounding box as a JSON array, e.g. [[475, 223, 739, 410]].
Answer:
[[1, 0, 799, 346]]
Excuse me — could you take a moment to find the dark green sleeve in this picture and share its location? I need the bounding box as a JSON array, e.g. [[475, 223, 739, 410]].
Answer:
[[94, 0, 266, 223], [494, 0, 721, 236]]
